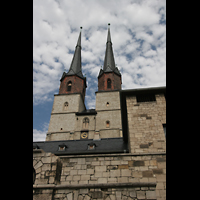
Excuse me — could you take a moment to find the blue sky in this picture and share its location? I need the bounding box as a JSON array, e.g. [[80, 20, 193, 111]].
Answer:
[[33, 0, 166, 141]]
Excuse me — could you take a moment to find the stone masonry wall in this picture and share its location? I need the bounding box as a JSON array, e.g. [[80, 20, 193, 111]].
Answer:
[[33, 152, 165, 199], [33, 150, 62, 185], [126, 94, 166, 154], [58, 153, 165, 199]]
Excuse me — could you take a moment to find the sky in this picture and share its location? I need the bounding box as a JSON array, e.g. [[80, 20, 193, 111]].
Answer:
[[33, 0, 166, 142]]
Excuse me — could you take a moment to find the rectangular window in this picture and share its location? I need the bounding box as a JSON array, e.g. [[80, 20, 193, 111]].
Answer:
[[136, 94, 156, 103]]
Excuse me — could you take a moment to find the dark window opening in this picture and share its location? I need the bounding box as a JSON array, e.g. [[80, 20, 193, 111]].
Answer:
[[136, 94, 156, 103], [163, 124, 166, 138], [106, 121, 110, 128], [107, 79, 111, 89], [83, 117, 89, 129], [58, 144, 67, 151], [67, 81, 72, 91], [88, 142, 96, 150]]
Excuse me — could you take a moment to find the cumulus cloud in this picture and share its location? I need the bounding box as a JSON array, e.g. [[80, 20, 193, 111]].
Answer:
[[33, 122, 49, 142], [33, 0, 166, 140]]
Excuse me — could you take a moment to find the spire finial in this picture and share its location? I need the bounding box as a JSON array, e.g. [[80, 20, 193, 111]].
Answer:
[[80, 26, 82, 32], [107, 23, 111, 43]]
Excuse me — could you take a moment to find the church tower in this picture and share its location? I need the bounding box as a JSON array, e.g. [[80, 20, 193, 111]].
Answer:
[[46, 28, 87, 141], [95, 24, 122, 139], [98, 23, 122, 91]]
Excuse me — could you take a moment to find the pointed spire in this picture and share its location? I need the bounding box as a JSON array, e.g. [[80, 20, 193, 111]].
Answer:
[[99, 23, 121, 77], [76, 27, 82, 47], [61, 27, 85, 80], [107, 23, 111, 43]]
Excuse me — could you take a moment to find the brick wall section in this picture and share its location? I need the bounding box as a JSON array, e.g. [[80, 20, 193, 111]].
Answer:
[[59, 75, 86, 100], [126, 94, 166, 154], [98, 72, 121, 91]]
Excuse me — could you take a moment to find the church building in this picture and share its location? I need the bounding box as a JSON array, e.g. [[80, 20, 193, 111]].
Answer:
[[33, 24, 166, 200]]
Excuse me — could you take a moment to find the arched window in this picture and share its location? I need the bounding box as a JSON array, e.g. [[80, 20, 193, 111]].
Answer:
[[83, 117, 89, 129], [106, 120, 110, 128], [67, 81, 72, 91], [107, 79, 111, 89], [63, 102, 68, 111]]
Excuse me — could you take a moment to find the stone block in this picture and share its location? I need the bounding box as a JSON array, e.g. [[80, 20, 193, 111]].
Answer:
[[81, 175, 90, 181], [118, 177, 128, 183], [78, 170, 86, 175], [111, 160, 121, 165], [95, 165, 106, 172], [34, 161, 43, 169], [41, 156, 51, 163], [136, 191, 145, 199], [116, 191, 121, 200], [97, 177, 107, 183], [130, 191, 136, 198], [87, 169, 94, 174], [128, 160, 144, 167], [152, 169, 163, 174], [121, 169, 132, 177], [142, 171, 153, 177], [146, 191, 156, 199], [110, 170, 120, 177], [78, 158, 85, 165], [73, 175, 81, 181], [42, 164, 51, 171], [91, 191, 103, 198], [94, 171, 102, 177], [79, 188, 88, 194], [66, 192, 73, 200], [140, 144, 149, 148], [70, 170, 78, 175], [118, 165, 129, 169]]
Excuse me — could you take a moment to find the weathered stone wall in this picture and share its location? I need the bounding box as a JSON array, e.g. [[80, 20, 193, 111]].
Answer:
[[33, 150, 62, 185], [126, 94, 166, 154], [58, 154, 165, 199], [33, 184, 157, 200], [33, 152, 165, 199]]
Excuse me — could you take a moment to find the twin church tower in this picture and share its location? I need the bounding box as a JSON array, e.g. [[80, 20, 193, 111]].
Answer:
[[46, 24, 123, 141]]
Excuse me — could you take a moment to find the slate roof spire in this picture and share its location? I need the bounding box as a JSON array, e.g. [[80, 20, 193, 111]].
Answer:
[[60, 27, 85, 81], [98, 23, 121, 77]]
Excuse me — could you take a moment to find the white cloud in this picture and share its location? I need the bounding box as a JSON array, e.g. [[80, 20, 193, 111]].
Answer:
[[33, 122, 49, 142], [33, 0, 166, 140]]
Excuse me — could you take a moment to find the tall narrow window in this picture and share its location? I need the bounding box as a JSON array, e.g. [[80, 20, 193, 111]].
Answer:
[[83, 117, 89, 129], [63, 102, 68, 111], [106, 120, 110, 128], [107, 79, 111, 89], [67, 81, 72, 91], [163, 124, 166, 138]]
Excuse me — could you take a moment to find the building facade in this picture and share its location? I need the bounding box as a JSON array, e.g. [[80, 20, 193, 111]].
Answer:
[[33, 25, 166, 200]]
